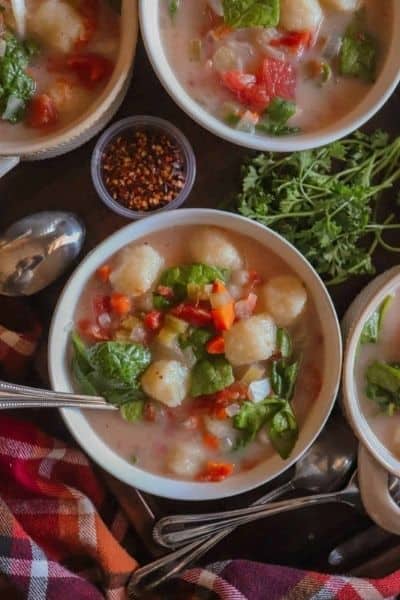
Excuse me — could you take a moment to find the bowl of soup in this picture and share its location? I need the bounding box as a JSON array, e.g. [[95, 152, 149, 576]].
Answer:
[[48, 209, 342, 500], [0, 0, 138, 173], [140, 0, 400, 151], [342, 268, 400, 533]]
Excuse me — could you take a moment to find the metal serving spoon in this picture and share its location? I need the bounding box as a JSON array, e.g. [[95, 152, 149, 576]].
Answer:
[[0, 211, 85, 296], [153, 417, 357, 549], [127, 418, 357, 594]]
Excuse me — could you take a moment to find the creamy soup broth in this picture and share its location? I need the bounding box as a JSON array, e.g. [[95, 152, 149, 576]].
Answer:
[[160, 0, 392, 133], [74, 227, 324, 481]]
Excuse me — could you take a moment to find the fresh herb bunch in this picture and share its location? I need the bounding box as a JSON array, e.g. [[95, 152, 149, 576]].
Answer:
[[233, 131, 400, 285]]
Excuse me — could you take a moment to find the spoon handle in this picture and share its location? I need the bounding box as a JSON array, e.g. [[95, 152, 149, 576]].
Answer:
[[153, 479, 294, 548], [131, 481, 295, 594], [155, 489, 355, 548], [0, 394, 117, 411], [0, 380, 105, 403]]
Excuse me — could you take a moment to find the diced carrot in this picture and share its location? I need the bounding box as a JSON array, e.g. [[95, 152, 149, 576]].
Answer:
[[197, 462, 234, 482], [202, 433, 220, 451], [96, 264, 111, 283], [206, 335, 225, 355], [212, 302, 235, 331], [215, 406, 228, 420], [110, 293, 131, 316], [212, 280, 227, 294]]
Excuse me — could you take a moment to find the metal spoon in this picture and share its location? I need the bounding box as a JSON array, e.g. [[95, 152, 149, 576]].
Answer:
[[129, 470, 360, 594], [0, 211, 85, 296], [153, 417, 357, 548]]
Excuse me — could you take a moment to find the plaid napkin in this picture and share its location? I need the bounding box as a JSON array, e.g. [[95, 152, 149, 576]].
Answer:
[[0, 320, 400, 600]]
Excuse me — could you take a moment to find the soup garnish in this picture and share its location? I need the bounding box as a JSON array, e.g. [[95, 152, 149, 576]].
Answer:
[[356, 291, 400, 459], [0, 0, 119, 134], [161, 0, 389, 136], [71, 227, 324, 482]]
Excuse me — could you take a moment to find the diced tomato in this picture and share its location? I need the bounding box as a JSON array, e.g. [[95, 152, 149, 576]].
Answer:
[[66, 53, 113, 87], [110, 293, 131, 316], [26, 94, 59, 129], [257, 57, 296, 101], [197, 462, 234, 482], [77, 318, 109, 342], [202, 432, 220, 451], [215, 382, 248, 406], [144, 311, 163, 331], [96, 265, 111, 283], [270, 31, 312, 57], [171, 303, 213, 328], [156, 285, 174, 298], [220, 71, 270, 112], [212, 280, 227, 294], [93, 295, 111, 319], [215, 405, 228, 420], [144, 402, 157, 422], [235, 293, 258, 320], [206, 335, 225, 355]]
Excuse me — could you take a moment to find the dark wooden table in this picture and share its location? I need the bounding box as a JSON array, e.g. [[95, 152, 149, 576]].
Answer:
[[1, 37, 399, 577]]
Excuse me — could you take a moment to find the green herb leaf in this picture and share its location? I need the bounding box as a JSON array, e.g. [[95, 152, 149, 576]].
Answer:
[[266, 400, 298, 459], [168, 0, 180, 18], [87, 341, 152, 386], [121, 400, 144, 422], [190, 357, 234, 397], [366, 361, 400, 415], [256, 97, 299, 137], [339, 14, 377, 82], [271, 359, 299, 401], [276, 328, 292, 359], [229, 130, 400, 285], [154, 263, 229, 308], [0, 32, 37, 123], [179, 327, 213, 360], [360, 295, 393, 345], [223, 0, 280, 28]]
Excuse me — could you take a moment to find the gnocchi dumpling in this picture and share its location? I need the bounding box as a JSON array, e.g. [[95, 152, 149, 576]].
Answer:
[[167, 442, 205, 478], [224, 314, 276, 366], [280, 0, 323, 31], [28, 0, 85, 54], [141, 360, 190, 408], [188, 227, 243, 271], [262, 275, 307, 327], [110, 244, 164, 297], [320, 0, 360, 10]]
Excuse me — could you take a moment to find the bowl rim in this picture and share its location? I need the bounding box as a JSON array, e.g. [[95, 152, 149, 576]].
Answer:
[[0, 0, 138, 158], [48, 208, 342, 500], [342, 270, 400, 478], [139, 0, 400, 152]]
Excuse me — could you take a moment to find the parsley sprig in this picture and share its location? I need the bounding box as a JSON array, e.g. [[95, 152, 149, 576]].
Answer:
[[231, 131, 400, 285]]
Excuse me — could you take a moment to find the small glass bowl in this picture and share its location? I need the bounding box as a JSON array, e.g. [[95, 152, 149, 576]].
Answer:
[[91, 116, 196, 219]]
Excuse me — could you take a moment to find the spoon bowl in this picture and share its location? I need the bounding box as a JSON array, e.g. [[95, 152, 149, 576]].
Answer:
[[0, 211, 85, 296]]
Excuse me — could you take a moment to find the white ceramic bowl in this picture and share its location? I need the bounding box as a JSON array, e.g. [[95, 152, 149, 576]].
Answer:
[[0, 0, 138, 174], [140, 0, 400, 152], [342, 269, 400, 533], [48, 209, 342, 500]]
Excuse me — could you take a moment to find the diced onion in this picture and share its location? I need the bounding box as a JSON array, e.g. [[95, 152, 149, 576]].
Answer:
[[97, 312, 111, 329], [231, 269, 250, 287], [130, 325, 147, 343], [10, 0, 26, 38], [225, 403, 241, 417], [248, 379, 271, 403], [213, 46, 236, 72], [236, 111, 259, 134]]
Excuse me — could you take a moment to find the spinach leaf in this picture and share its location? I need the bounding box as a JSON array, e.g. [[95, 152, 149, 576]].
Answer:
[[257, 98, 299, 137], [121, 401, 145, 422], [365, 361, 400, 416], [87, 341, 151, 385], [179, 327, 213, 360], [71, 333, 151, 410], [360, 295, 393, 345], [223, 0, 280, 28], [190, 357, 234, 397], [276, 328, 292, 359], [154, 263, 229, 308], [0, 32, 38, 123], [271, 359, 299, 401], [339, 16, 377, 82], [234, 397, 298, 458]]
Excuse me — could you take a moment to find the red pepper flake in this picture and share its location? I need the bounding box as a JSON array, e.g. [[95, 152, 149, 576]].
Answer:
[[101, 130, 186, 212]]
